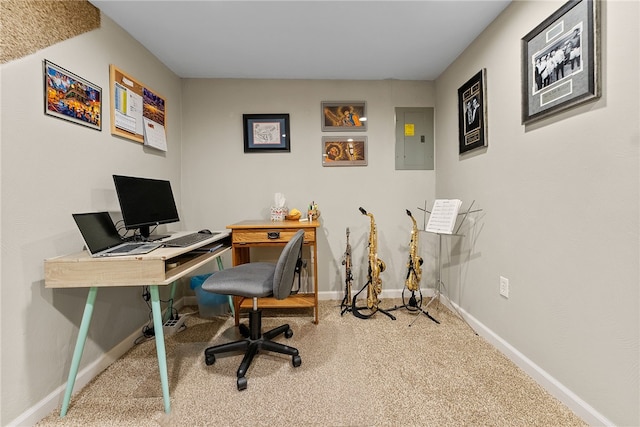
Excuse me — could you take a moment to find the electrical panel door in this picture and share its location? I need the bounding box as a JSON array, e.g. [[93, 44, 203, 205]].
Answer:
[[395, 107, 434, 170]]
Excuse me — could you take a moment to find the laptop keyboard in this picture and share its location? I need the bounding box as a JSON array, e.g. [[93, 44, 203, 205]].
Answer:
[[163, 232, 218, 247], [110, 244, 144, 253]]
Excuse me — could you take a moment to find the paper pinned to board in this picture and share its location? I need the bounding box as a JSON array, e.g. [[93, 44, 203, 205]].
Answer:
[[143, 117, 167, 152]]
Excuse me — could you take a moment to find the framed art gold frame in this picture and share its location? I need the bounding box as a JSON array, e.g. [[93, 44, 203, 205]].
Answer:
[[322, 136, 367, 166], [321, 101, 367, 132]]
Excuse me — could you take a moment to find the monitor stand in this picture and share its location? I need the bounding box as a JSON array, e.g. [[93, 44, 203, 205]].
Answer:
[[138, 225, 169, 242]]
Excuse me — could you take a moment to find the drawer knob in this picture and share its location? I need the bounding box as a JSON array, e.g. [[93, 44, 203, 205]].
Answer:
[[267, 232, 280, 239]]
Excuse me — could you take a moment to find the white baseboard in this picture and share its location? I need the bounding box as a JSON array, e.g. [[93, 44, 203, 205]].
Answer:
[[15, 292, 612, 426], [9, 300, 185, 427], [326, 288, 613, 426], [452, 302, 614, 427], [8, 326, 143, 426]]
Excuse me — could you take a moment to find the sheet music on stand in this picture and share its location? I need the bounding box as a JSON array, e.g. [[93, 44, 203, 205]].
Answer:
[[425, 199, 462, 234]]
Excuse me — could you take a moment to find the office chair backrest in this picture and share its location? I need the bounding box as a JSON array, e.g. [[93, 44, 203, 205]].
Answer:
[[272, 229, 305, 299]]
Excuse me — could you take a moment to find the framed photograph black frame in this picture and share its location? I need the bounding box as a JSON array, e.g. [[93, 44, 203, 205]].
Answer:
[[243, 113, 290, 153], [458, 69, 487, 154], [43, 60, 102, 131], [521, 0, 600, 124], [321, 136, 367, 167], [321, 101, 367, 132]]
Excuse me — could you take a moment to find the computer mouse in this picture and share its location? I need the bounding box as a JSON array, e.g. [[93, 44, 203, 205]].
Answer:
[[198, 229, 212, 234]]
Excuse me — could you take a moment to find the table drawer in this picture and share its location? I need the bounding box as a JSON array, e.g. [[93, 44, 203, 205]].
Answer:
[[232, 228, 315, 244]]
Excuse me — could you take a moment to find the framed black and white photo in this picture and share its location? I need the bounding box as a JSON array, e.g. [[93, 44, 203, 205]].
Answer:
[[521, 0, 600, 124], [243, 114, 290, 153], [458, 69, 487, 154]]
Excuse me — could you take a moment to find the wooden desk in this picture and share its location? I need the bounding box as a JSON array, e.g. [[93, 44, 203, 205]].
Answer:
[[44, 232, 231, 417], [227, 220, 320, 325]]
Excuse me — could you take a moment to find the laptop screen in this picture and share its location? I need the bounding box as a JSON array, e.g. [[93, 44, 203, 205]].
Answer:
[[73, 212, 124, 254]]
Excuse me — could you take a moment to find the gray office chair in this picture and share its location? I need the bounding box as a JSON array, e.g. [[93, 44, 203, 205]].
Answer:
[[202, 229, 304, 390]]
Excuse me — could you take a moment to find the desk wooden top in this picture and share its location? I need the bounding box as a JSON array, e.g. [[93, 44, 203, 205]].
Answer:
[[227, 220, 320, 230], [44, 231, 230, 288]]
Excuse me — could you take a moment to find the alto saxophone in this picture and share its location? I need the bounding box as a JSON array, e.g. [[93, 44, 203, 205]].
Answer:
[[395, 209, 439, 324], [340, 227, 353, 315], [352, 207, 395, 320]]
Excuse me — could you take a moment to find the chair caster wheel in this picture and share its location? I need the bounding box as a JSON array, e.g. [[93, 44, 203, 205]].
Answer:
[[285, 328, 293, 339], [205, 354, 215, 365], [292, 354, 302, 368], [237, 376, 247, 391]]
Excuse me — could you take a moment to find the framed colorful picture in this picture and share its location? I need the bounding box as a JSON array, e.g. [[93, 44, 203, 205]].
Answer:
[[322, 136, 367, 166], [243, 113, 290, 153], [43, 60, 102, 131], [458, 69, 487, 154], [321, 101, 367, 132], [521, 0, 600, 124]]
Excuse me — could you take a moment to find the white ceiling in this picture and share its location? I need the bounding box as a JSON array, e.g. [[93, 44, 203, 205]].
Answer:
[[89, 0, 511, 81]]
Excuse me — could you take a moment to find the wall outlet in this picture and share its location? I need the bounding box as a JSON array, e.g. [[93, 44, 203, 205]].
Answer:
[[499, 276, 510, 298]]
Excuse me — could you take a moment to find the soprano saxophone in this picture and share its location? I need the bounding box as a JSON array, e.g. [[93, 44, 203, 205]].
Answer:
[[352, 207, 395, 320], [340, 227, 353, 315]]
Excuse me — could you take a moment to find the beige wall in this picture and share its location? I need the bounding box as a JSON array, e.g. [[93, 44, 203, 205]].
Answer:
[[435, 1, 639, 425], [0, 16, 184, 424], [180, 78, 436, 295], [2, 1, 638, 426]]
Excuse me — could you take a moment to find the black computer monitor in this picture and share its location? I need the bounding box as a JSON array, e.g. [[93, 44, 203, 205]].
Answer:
[[112, 174, 180, 239]]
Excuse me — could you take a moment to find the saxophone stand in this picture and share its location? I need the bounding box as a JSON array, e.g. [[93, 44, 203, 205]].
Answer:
[[397, 289, 441, 326], [339, 264, 353, 316], [340, 292, 352, 316], [391, 264, 440, 326], [351, 282, 396, 320], [340, 228, 353, 316]]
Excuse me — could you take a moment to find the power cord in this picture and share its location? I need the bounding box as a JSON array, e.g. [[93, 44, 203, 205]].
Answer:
[[135, 286, 181, 344]]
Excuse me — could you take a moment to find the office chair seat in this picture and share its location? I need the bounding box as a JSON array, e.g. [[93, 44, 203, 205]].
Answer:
[[202, 229, 305, 390]]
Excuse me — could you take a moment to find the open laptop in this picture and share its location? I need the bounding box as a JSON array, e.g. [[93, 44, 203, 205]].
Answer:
[[72, 212, 161, 257]]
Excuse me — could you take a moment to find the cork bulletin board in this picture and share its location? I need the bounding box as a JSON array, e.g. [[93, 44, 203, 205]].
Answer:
[[109, 65, 166, 144]]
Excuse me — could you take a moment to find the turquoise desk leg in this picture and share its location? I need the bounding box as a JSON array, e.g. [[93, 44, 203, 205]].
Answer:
[[60, 286, 98, 417], [216, 257, 234, 316], [149, 285, 171, 414]]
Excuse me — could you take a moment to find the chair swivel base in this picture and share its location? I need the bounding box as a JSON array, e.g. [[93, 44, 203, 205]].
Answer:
[[204, 309, 302, 390]]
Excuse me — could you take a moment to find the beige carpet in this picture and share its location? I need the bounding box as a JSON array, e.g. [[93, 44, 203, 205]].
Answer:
[[37, 299, 586, 426]]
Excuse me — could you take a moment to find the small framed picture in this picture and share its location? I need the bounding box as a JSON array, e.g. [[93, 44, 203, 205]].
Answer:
[[322, 136, 367, 166], [321, 101, 367, 132], [243, 113, 290, 153], [458, 69, 487, 154], [43, 60, 102, 131], [521, 0, 600, 124]]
